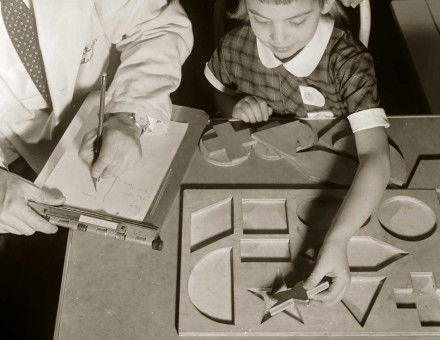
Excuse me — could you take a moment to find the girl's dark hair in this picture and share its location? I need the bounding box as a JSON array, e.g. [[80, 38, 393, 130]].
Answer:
[[229, 0, 348, 26]]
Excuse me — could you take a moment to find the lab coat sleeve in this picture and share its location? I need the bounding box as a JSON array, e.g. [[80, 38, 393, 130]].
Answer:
[[94, 0, 193, 126]]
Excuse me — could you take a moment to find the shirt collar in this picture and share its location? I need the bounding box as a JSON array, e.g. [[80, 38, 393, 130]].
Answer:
[[256, 15, 334, 77]]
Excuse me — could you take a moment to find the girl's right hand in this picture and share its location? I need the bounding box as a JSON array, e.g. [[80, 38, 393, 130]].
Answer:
[[232, 96, 273, 123]]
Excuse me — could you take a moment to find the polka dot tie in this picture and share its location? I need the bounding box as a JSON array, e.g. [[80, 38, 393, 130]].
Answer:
[[1, 0, 52, 109]]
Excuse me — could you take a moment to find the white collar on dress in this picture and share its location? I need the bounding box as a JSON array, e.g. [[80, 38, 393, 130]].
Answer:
[[256, 16, 334, 77]]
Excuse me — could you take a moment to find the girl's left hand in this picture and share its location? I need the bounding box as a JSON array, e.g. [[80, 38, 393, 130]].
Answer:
[[303, 239, 351, 305]]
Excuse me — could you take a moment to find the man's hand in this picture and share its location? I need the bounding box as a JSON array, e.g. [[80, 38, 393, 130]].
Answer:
[[232, 96, 273, 123], [79, 113, 142, 180], [303, 239, 351, 305], [340, 0, 363, 8], [0, 171, 65, 235]]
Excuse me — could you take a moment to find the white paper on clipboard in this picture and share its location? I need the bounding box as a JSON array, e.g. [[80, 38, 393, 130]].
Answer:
[[36, 93, 188, 221]]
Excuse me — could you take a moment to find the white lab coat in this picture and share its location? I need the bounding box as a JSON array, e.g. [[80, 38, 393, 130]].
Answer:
[[0, 0, 193, 168]]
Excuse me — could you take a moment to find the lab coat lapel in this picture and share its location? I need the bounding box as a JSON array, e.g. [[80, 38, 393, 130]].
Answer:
[[32, 0, 91, 115]]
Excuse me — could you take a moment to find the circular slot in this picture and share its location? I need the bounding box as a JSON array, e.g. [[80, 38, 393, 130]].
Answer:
[[378, 196, 436, 240], [297, 196, 343, 231]]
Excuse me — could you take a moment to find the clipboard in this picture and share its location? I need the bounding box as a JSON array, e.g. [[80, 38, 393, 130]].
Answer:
[[35, 92, 208, 248]]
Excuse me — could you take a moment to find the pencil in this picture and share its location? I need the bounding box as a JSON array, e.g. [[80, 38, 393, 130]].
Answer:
[[92, 72, 107, 190]]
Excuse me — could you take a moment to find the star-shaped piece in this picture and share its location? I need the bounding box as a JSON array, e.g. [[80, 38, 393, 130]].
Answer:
[[247, 274, 304, 324]]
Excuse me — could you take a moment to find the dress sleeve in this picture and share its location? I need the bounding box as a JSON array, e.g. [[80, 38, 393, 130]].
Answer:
[[204, 37, 237, 95], [335, 49, 389, 132]]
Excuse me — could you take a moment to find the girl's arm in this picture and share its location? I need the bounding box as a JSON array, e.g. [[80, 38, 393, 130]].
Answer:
[[304, 126, 390, 304]]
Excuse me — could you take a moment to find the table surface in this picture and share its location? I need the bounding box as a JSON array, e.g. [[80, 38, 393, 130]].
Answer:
[[52, 115, 440, 340], [391, 0, 440, 115]]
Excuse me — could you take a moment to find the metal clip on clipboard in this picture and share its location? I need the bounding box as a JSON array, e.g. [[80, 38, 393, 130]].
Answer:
[[29, 201, 163, 250]]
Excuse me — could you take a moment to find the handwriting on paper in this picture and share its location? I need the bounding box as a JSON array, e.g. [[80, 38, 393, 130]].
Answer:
[[43, 121, 188, 221]]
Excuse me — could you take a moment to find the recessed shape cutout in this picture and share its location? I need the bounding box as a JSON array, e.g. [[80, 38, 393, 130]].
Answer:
[[334, 136, 408, 187], [240, 239, 291, 262], [191, 197, 233, 252], [296, 196, 349, 248], [252, 119, 283, 161], [347, 236, 408, 271], [378, 196, 437, 240], [297, 196, 342, 231], [388, 144, 408, 187], [253, 142, 283, 161], [248, 273, 303, 324], [242, 199, 288, 234], [188, 247, 234, 324], [342, 276, 386, 327], [394, 272, 440, 326], [333, 134, 357, 157], [288, 150, 358, 185]]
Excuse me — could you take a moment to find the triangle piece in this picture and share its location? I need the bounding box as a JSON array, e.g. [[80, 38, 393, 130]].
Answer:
[[318, 119, 351, 148], [252, 121, 316, 158], [342, 276, 386, 327]]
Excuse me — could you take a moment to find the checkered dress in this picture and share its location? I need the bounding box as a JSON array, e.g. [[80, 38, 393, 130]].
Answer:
[[207, 25, 380, 118]]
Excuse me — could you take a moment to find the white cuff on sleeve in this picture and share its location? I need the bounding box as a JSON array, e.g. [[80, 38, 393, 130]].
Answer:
[[105, 101, 170, 134], [204, 63, 236, 96], [347, 108, 390, 133]]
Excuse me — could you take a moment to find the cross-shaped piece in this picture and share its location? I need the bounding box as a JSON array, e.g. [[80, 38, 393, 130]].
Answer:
[[394, 272, 440, 326], [203, 122, 256, 161]]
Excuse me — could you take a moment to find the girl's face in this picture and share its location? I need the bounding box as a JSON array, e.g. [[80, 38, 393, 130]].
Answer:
[[246, 0, 328, 59]]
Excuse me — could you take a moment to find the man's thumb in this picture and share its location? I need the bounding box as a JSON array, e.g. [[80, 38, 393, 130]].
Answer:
[[32, 188, 66, 206]]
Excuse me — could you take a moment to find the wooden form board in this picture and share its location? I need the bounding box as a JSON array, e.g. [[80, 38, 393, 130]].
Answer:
[[391, 0, 440, 114], [179, 188, 440, 336]]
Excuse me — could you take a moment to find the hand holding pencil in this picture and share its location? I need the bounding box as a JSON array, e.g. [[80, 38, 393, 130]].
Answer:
[[78, 73, 143, 186]]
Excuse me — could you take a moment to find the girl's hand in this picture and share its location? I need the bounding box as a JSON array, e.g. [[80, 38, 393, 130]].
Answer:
[[303, 239, 351, 305], [232, 96, 273, 123]]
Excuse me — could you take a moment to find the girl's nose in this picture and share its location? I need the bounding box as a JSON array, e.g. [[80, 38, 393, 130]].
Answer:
[[270, 24, 287, 44]]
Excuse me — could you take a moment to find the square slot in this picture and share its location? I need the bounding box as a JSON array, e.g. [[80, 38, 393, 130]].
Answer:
[[242, 199, 288, 234], [240, 239, 291, 262]]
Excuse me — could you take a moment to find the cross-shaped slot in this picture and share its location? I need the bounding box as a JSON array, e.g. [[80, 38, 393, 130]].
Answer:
[[394, 272, 440, 326]]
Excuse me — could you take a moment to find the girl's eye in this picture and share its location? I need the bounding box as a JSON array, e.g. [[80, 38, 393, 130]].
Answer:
[[254, 16, 270, 25], [289, 18, 305, 25]]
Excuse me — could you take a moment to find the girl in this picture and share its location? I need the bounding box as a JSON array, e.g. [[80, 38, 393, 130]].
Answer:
[[205, 0, 390, 305]]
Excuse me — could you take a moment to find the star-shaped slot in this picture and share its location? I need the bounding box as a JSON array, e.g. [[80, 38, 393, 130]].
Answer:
[[247, 273, 304, 324]]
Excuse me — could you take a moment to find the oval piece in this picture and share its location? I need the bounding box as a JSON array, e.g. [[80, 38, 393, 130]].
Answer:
[[378, 196, 437, 240]]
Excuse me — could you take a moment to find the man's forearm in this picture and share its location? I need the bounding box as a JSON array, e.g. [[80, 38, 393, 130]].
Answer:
[[101, 0, 193, 124]]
